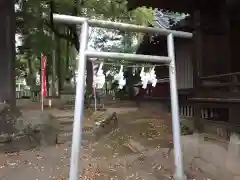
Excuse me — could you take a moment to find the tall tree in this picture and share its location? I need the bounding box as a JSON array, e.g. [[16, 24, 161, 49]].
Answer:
[[16, 0, 155, 96], [0, 0, 16, 105]]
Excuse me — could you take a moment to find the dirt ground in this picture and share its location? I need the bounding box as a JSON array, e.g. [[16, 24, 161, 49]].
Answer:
[[0, 100, 213, 180]]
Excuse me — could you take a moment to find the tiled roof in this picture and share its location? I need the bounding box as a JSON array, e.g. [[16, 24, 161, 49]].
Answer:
[[154, 10, 171, 29], [135, 10, 189, 54], [152, 9, 187, 29]]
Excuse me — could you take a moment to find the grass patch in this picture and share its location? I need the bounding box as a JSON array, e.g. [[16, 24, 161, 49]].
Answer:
[[180, 118, 194, 135]]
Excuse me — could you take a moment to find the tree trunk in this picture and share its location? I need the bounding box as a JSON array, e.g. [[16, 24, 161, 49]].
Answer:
[[46, 53, 52, 97], [126, 67, 135, 100], [56, 36, 62, 92], [51, 33, 57, 96], [123, 33, 134, 99], [71, 45, 77, 87], [0, 0, 15, 105], [26, 57, 36, 87], [65, 39, 70, 80], [86, 60, 93, 95]]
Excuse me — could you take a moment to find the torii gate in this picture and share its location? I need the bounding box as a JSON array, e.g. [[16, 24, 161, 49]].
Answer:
[[53, 13, 192, 180], [0, 0, 16, 105]]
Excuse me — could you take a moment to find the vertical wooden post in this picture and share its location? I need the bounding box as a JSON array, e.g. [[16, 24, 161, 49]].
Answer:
[[193, 10, 204, 132], [193, 10, 203, 89]]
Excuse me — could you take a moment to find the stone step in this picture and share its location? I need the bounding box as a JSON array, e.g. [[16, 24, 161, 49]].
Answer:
[[59, 119, 95, 133], [57, 124, 96, 143], [57, 111, 118, 144], [57, 115, 75, 133], [55, 115, 74, 120], [60, 124, 73, 132], [60, 105, 75, 110], [57, 132, 72, 144], [88, 104, 104, 108], [57, 127, 96, 144]]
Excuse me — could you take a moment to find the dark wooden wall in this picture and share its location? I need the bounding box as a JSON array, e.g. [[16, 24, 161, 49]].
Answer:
[[230, 18, 240, 72], [201, 33, 230, 76], [0, 0, 16, 105], [198, 10, 231, 77]]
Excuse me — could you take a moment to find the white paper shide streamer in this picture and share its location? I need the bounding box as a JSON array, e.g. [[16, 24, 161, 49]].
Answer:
[[149, 66, 157, 87], [140, 66, 157, 89], [114, 65, 126, 89], [93, 62, 105, 89], [140, 67, 148, 89]]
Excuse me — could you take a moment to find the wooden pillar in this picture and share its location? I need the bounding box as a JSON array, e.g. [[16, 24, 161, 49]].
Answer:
[[193, 10, 203, 90], [0, 0, 15, 105], [222, 6, 231, 74], [192, 10, 204, 132]]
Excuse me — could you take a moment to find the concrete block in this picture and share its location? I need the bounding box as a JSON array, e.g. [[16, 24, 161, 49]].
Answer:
[[226, 157, 240, 175], [181, 134, 201, 164], [194, 157, 233, 180], [218, 169, 234, 180], [226, 133, 240, 176], [228, 133, 240, 158], [193, 158, 219, 179], [199, 142, 227, 169]]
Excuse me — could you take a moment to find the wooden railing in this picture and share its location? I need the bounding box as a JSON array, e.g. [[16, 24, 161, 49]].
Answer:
[[179, 105, 219, 119], [200, 72, 240, 80], [200, 72, 240, 90]]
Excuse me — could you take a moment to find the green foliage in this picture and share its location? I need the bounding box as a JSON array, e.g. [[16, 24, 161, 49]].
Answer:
[[130, 7, 155, 25], [180, 118, 194, 135], [16, 0, 155, 53], [15, 55, 28, 78], [15, 0, 157, 91]]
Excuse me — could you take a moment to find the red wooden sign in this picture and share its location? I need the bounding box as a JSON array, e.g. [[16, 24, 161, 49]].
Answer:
[[41, 54, 47, 98]]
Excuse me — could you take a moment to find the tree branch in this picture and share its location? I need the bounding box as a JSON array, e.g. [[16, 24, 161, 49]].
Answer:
[[45, 0, 84, 51], [44, 20, 72, 41], [47, 0, 78, 49], [68, 25, 79, 51]]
